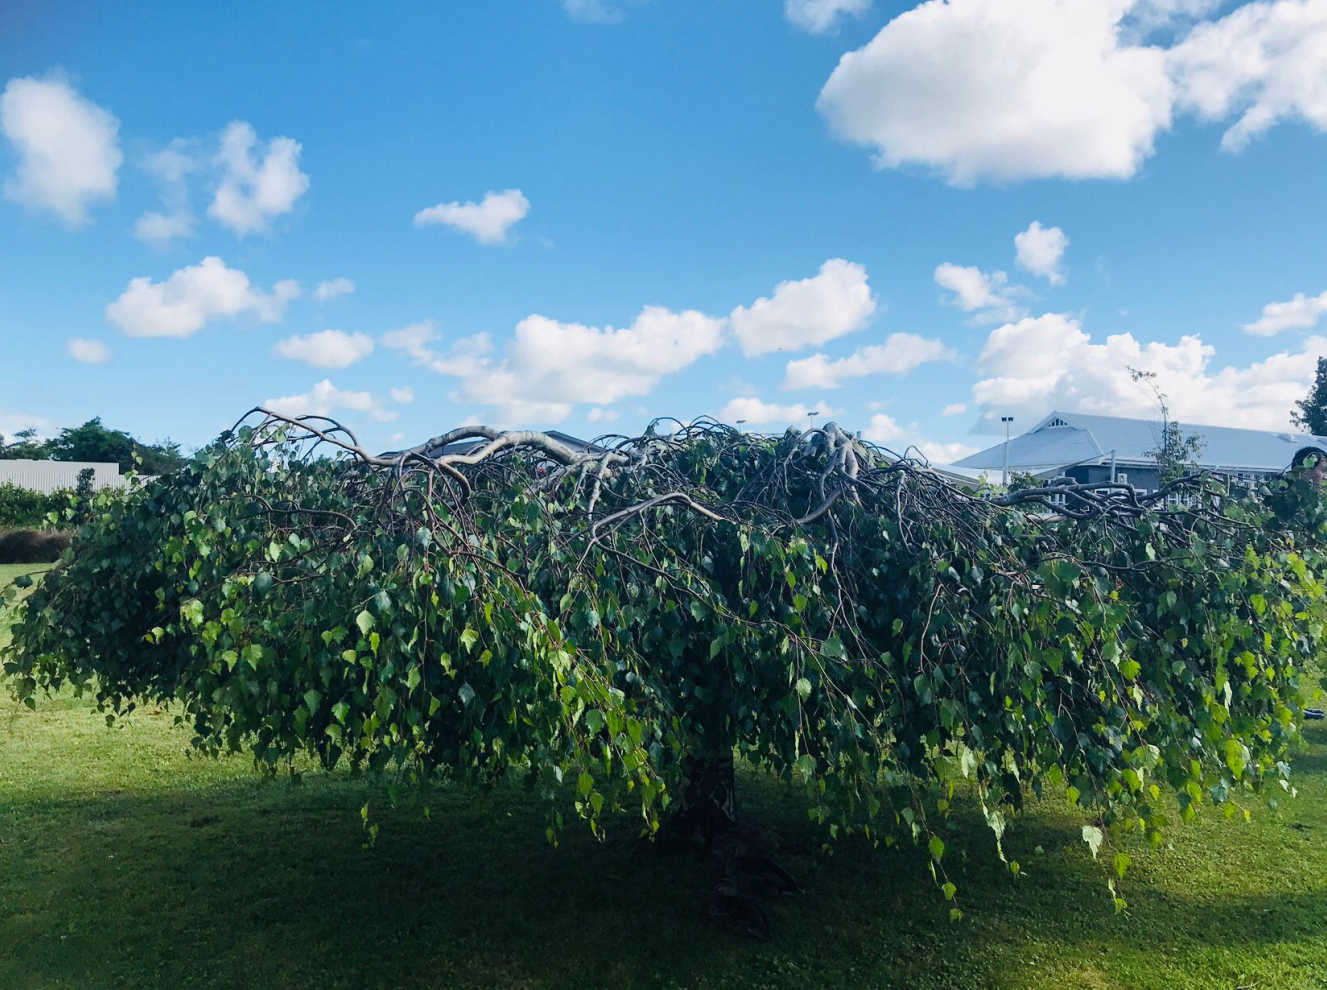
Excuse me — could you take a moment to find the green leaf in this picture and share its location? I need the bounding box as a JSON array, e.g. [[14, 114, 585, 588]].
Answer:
[[795, 677, 812, 701], [929, 836, 945, 861], [460, 627, 479, 653], [356, 610, 375, 636], [458, 683, 476, 706], [1082, 825, 1103, 860]]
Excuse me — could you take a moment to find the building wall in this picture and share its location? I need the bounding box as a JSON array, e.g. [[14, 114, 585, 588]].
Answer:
[[0, 460, 123, 494]]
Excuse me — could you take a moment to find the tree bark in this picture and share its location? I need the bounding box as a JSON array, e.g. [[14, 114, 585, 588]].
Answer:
[[661, 749, 741, 850]]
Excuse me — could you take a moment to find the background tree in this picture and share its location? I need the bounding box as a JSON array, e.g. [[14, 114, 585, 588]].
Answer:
[[1130, 368, 1205, 484], [1292, 356, 1327, 436], [0, 427, 46, 460], [2, 417, 185, 474]]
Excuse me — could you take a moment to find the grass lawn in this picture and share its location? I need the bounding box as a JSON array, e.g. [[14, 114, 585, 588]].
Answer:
[[2, 570, 1326, 990]]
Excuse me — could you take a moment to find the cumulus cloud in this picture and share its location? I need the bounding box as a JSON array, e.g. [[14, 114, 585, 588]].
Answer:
[[716, 397, 844, 427], [264, 379, 398, 423], [106, 256, 299, 338], [816, 0, 1327, 185], [861, 413, 977, 463], [314, 277, 355, 302], [414, 188, 530, 245], [67, 337, 112, 364], [1014, 221, 1069, 284], [208, 121, 309, 235], [786, 0, 872, 34], [389, 386, 415, 404], [971, 311, 1327, 431], [943, 402, 968, 416], [272, 330, 374, 369], [731, 258, 877, 356], [1169, 0, 1327, 152], [782, 332, 952, 389], [587, 407, 620, 424], [934, 263, 1025, 321], [133, 140, 199, 246], [1242, 290, 1327, 335], [385, 307, 724, 425], [1, 75, 121, 225], [817, 0, 1173, 184], [917, 440, 982, 463]]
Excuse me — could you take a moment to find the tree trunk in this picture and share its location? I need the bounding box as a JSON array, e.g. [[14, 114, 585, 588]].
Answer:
[[661, 749, 741, 850]]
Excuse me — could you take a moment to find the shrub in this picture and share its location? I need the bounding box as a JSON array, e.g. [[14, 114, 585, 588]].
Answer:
[[0, 529, 71, 564], [0, 483, 66, 529]]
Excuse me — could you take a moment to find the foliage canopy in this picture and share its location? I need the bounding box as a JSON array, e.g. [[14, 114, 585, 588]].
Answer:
[[4, 410, 1325, 908]]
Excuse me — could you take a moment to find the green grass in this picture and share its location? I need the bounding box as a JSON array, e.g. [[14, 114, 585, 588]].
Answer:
[[2, 572, 1326, 990]]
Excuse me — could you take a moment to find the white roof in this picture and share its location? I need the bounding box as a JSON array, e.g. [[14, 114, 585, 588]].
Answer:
[[954, 411, 1327, 473]]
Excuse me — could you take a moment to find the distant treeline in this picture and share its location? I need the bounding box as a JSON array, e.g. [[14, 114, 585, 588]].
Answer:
[[0, 417, 185, 475]]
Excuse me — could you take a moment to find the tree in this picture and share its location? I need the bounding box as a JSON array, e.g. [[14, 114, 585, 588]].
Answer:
[[5, 417, 186, 474], [0, 427, 46, 460], [1130, 369, 1204, 484], [1292, 356, 1327, 436], [4, 409, 1324, 929]]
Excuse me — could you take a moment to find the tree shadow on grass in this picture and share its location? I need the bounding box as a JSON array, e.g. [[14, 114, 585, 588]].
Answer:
[[3, 764, 1326, 990]]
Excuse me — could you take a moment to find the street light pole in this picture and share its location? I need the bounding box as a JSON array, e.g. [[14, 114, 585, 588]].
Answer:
[[1001, 416, 1014, 487]]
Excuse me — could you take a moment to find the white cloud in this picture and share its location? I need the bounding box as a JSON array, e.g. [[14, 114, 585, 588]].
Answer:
[[587, 407, 620, 423], [816, 0, 1327, 185], [385, 307, 724, 425], [934, 263, 1025, 320], [414, 188, 530, 245], [860, 413, 977, 463], [863, 412, 906, 442], [1242, 290, 1327, 336], [1169, 0, 1327, 152], [563, 0, 645, 22], [971, 311, 1327, 431], [782, 332, 952, 389], [208, 121, 309, 235], [134, 210, 193, 246], [106, 256, 299, 338], [0, 409, 56, 442], [272, 330, 374, 369], [786, 0, 872, 34], [1014, 221, 1069, 284], [264, 380, 399, 423], [1, 75, 121, 225], [943, 402, 968, 416], [731, 258, 877, 356], [716, 397, 844, 427], [817, 0, 1174, 184], [133, 140, 199, 246], [917, 440, 982, 463], [67, 337, 112, 364], [314, 277, 355, 302], [389, 386, 415, 404]]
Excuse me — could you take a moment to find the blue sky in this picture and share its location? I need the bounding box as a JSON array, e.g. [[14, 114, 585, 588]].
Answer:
[[2, 0, 1325, 462]]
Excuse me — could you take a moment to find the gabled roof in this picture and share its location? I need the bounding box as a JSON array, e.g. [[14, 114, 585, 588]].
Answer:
[[953, 410, 1327, 473]]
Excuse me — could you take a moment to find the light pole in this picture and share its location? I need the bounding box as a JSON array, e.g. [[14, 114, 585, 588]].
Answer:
[[1001, 416, 1014, 487], [808, 410, 819, 430]]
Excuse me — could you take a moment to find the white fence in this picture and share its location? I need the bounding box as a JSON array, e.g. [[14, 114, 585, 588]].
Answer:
[[0, 460, 123, 494]]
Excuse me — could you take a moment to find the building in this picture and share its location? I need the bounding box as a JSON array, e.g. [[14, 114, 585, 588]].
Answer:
[[0, 460, 124, 495], [953, 411, 1327, 493]]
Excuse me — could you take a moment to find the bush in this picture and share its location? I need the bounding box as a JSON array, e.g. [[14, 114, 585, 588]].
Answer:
[[0, 483, 66, 529], [0, 529, 71, 564]]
